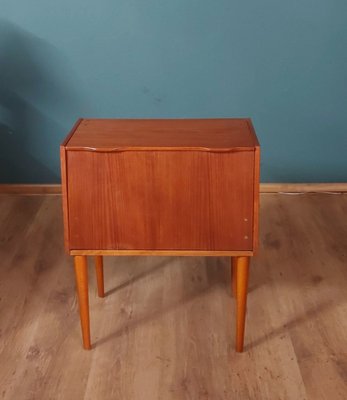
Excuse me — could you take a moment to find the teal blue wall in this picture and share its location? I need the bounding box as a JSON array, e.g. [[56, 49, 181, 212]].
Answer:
[[1, 1, 347, 183]]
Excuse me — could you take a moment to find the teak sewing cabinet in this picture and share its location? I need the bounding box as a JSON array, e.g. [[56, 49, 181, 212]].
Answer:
[[60, 118, 260, 352]]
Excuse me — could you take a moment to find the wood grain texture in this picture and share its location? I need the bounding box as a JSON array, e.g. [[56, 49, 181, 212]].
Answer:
[[67, 150, 255, 251], [1, 193, 347, 398], [65, 118, 259, 151]]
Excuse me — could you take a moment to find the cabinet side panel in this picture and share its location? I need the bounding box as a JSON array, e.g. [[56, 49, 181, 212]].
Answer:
[[60, 146, 70, 252], [253, 146, 260, 253], [67, 151, 255, 251]]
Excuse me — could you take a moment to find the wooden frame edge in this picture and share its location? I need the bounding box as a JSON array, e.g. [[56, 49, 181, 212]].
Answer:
[[61, 118, 83, 146], [69, 250, 254, 256], [1, 182, 347, 195], [60, 146, 70, 252], [60, 119, 83, 253], [252, 146, 260, 253]]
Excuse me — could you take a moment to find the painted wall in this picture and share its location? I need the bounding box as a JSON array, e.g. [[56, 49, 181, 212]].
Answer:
[[1, 1, 346, 183]]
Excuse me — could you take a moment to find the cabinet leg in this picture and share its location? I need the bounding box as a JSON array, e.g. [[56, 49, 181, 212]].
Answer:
[[74, 256, 91, 350], [231, 257, 237, 297], [95, 256, 105, 298], [235, 256, 250, 352]]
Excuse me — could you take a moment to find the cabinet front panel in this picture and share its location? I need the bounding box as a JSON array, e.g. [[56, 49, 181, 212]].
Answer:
[[67, 150, 255, 251]]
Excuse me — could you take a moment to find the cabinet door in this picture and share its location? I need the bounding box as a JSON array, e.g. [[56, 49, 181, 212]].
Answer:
[[66, 150, 255, 251]]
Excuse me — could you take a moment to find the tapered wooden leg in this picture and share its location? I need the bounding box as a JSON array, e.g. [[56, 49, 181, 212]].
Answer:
[[94, 256, 105, 298], [235, 256, 250, 352], [74, 256, 91, 350], [231, 257, 237, 297]]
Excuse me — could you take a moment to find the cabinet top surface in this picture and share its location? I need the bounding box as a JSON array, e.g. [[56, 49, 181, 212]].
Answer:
[[64, 118, 259, 151]]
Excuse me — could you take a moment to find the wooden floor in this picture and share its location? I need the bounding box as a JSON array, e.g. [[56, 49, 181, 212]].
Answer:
[[0, 193, 347, 399]]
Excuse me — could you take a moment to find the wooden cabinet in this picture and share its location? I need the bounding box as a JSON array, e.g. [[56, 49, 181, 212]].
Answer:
[[60, 118, 260, 352]]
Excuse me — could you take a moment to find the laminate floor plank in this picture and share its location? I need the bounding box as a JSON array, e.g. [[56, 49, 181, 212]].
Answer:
[[0, 193, 346, 399]]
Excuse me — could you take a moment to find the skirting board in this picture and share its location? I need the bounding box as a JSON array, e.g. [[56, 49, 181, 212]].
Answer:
[[260, 183, 347, 193], [0, 183, 347, 195], [0, 184, 62, 195]]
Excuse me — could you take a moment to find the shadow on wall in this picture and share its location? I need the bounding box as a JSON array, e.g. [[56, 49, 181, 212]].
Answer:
[[0, 19, 86, 183]]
